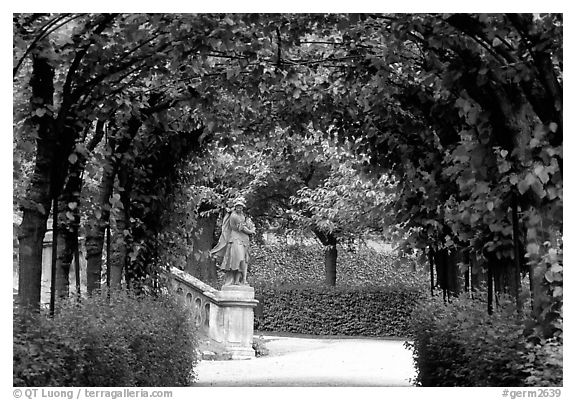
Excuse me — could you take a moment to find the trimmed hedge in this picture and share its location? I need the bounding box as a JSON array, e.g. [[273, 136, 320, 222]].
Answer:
[[248, 243, 427, 337], [254, 283, 424, 337], [14, 290, 198, 387], [249, 243, 425, 288], [407, 296, 563, 387]]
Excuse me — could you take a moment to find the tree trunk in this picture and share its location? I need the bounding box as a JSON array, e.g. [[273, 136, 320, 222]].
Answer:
[[511, 193, 523, 314], [110, 219, 126, 289], [54, 209, 76, 300], [49, 196, 58, 316], [487, 260, 494, 315], [54, 120, 105, 299], [109, 167, 131, 289], [74, 235, 81, 296], [528, 262, 535, 310], [324, 239, 337, 286], [434, 248, 448, 301], [448, 250, 461, 296], [85, 159, 115, 294], [434, 248, 461, 300], [106, 225, 111, 287], [313, 229, 337, 286], [187, 214, 218, 285], [428, 246, 435, 296], [17, 49, 55, 310], [85, 117, 141, 293], [488, 253, 505, 309], [459, 249, 469, 294], [470, 251, 482, 294], [54, 172, 82, 300]]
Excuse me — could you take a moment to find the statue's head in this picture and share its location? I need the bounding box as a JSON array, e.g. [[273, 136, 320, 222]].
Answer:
[[232, 197, 246, 211]]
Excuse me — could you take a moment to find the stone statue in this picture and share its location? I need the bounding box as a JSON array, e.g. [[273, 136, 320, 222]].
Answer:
[[210, 197, 255, 286]]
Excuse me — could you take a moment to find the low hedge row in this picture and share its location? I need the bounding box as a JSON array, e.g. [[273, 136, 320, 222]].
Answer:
[[254, 283, 425, 337], [407, 296, 563, 387], [14, 290, 199, 387]]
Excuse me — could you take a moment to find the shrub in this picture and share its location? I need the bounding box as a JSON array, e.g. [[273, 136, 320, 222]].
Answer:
[[407, 295, 563, 386], [254, 283, 425, 337], [249, 242, 425, 288], [522, 339, 563, 387], [249, 242, 427, 337], [14, 290, 198, 387]]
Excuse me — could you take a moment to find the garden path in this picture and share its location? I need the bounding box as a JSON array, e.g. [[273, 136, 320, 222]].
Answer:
[[193, 333, 415, 387]]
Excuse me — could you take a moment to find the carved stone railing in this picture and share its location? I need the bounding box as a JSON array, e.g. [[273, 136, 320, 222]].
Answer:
[[167, 268, 258, 360], [168, 268, 218, 331]]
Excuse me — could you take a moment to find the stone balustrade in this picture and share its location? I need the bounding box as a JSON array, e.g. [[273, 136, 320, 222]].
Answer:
[[167, 268, 258, 359], [169, 268, 218, 331]]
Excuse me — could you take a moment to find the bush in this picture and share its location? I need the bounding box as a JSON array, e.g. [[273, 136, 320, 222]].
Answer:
[[14, 290, 198, 387], [249, 242, 427, 337], [254, 283, 425, 337], [523, 339, 563, 387], [249, 242, 425, 288], [407, 295, 563, 386]]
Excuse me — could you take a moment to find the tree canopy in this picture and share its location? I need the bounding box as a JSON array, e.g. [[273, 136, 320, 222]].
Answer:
[[13, 13, 562, 338]]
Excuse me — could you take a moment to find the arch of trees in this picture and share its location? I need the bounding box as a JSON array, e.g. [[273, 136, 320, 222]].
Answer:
[[13, 13, 562, 338]]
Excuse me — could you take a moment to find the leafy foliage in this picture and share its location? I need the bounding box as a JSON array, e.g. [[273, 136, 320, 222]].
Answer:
[[407, 296, 562, 387], [289, 142, 398, 240], [526, 242, 563, 339], [13, 290, 198, 386], [523, 339, 563, 387]]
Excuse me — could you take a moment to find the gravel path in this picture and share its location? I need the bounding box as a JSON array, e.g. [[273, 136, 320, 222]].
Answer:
[[193, 334, 416, 387]]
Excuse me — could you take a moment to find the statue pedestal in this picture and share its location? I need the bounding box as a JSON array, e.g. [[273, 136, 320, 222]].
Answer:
[[208, 285, 258, 360]]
